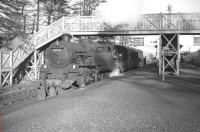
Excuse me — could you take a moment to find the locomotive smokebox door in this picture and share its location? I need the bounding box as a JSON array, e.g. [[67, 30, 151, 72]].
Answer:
[[62, 33, 72, 42]]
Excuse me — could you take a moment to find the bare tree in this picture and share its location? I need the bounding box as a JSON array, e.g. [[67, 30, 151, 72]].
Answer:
[[39, 0, 71, 25], [0, 0, 32, 36], [72, 0, 106, 16]]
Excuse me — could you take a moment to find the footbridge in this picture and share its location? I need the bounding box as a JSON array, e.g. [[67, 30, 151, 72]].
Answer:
[[1, 12, 200, 86]]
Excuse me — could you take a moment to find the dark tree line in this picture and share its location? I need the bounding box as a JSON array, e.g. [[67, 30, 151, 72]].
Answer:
[[0, 0, 106, 43], [0, 0, 31, 35]]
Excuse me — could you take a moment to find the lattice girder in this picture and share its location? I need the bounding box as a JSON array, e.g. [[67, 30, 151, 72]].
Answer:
[[159, 33, 180, 81], [1, 71, 12, 86], [162, 34, 177, 51], [20, 50, 43, 81], [164, 55, 177, 72]]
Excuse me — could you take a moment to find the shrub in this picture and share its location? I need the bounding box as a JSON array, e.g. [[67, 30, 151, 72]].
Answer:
[[182, 50, 200, 66]]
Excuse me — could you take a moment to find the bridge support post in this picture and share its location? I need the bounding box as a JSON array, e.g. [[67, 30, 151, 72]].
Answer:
[[33, 50, 44, 80], [159, 33, 180, 81], [34, 50, 38, 80], [0, 51, 13, 86], [159, 34, 162, 75], [24, 50, 44, 81]]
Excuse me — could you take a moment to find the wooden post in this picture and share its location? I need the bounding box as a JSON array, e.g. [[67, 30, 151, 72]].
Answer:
[[10, 51, 13, 86], [176, 34, 180, 75], [162, 51, 165, 81], [34, 50, 38, 80], [159, 34, 162, 75], [41, 51, 44, 65]]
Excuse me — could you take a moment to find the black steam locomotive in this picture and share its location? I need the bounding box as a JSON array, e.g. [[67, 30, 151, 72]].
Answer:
[[38, 34, 143, 99]]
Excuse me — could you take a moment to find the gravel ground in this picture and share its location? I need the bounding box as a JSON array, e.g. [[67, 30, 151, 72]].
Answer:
[[1, 64, 200, 132]]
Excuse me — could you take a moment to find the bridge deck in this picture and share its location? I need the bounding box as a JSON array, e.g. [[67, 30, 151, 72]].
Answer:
[[35, 13, 200, 47], [64, 13, 200, 35], [66, 30, 200, 36]]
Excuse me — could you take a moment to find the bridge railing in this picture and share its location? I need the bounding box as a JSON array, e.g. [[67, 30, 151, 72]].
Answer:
[[34, 13, 200, 48], [34, 16, 111, 47], [133, 13, 200, 31]]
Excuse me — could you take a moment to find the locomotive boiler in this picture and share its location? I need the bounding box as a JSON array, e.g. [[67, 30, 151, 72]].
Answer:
[[38, 34, 143, 99]]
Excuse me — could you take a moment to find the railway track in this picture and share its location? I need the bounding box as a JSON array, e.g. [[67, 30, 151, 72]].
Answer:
[[0, 72, 111, 107], [0, 82, 38, 107]]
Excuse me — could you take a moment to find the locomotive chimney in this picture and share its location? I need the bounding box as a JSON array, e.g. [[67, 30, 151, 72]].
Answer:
[[62, 33, 72, 42]]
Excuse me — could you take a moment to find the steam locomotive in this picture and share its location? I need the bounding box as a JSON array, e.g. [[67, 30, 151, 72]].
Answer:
[[38, 34, 143, 99]]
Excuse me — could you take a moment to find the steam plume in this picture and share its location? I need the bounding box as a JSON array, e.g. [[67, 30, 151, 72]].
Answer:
[[95, 0, 144, 26], [109, 68, 123, 77]]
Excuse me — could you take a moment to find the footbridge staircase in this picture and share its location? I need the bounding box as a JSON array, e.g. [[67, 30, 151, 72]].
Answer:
[[1, 12, 200, 86]]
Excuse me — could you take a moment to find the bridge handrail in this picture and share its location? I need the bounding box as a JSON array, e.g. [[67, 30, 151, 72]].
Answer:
[[33, 13, 200, 47]]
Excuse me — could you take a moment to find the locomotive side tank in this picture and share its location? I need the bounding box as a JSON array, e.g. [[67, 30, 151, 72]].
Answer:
[[38, 34, 143, 99]]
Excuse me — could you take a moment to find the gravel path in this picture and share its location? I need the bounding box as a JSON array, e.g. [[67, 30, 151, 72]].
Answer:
[[2, 64, 200, 132]]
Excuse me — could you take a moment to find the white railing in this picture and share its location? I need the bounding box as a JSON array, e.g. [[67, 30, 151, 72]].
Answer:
[[3, 13, 200, 70]]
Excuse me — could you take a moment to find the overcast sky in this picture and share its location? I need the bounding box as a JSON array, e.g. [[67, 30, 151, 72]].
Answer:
[[96, 0, 200, 24], [142, 0, 200, 13], [142, 0, 200, 54], [95, 0, 200, 55]]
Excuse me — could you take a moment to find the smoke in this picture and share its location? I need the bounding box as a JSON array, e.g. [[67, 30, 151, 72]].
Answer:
[[95, 0, 144, 26], [109, 68, 123, 77]]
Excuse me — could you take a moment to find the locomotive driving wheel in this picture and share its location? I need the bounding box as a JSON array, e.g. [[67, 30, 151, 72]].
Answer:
[[77, 76, 85, 87], [56, 87, 63, 95], [38, 85, 46, 100], [77, 67, 86, 87], [49, 86, 56, 97]]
